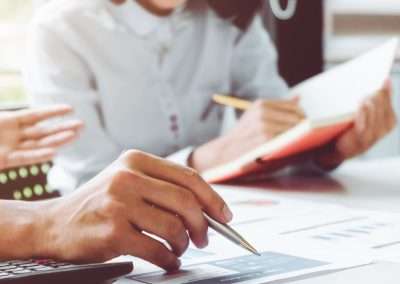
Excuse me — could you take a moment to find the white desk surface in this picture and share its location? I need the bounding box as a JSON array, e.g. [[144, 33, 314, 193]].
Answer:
[[118, 157, 400, 284]]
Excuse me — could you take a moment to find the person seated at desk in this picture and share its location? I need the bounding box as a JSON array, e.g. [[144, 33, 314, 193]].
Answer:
[[24, 0, 397, 192], [0, 107, 232, 271]]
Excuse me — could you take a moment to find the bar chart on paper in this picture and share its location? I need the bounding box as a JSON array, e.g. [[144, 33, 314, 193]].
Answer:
[[279, 211, 400, 262], [128, 252, 329, 284], [310, 220, 391, 242]]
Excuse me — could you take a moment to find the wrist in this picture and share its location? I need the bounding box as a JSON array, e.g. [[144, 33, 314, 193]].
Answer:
[[0, 200, 46, 259], [29, 199, 60, 259]]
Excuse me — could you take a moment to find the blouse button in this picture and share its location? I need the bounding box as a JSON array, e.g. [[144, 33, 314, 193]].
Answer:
[[171, 124, 179, 132]]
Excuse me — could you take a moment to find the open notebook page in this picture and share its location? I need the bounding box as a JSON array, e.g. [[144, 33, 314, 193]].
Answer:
[[293, 38, 399, 121]]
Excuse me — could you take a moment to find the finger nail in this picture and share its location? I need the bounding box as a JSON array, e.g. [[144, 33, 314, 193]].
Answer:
[[222, 205, 233, 222], [203, 233, 209, 248], [169, 258, 181, 271], [176, 258, 181, 268], [198, 235, 209, 249]]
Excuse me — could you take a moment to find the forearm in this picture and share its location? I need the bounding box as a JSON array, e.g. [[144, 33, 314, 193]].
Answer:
[[0, 200, 44, 260]]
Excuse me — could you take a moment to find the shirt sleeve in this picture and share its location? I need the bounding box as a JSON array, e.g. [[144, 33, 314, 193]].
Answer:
[[23, 23, 122, 192], [230, 15, 289, 101]]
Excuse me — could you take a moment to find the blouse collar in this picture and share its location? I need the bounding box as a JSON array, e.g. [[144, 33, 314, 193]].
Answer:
[[107, 0, 187, 36]]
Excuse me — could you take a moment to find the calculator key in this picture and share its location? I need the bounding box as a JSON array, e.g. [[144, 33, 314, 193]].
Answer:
[[34, 267, 53, 271], [31, 265, 51, 269], [52, 263, 72, 268], [0, 263, 11, 267], [9, 260, 31, 265], [1, 265, 17, 270], [7, 267, 25, 273], [20, 263, 38, 268], [13, 270, 33, 274]]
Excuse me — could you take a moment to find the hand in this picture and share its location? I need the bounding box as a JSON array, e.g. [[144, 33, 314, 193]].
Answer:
[[0, 105, 83, 170], [315, 80, 397, 169], [34, 151, 232, 271], [191, 98, 305, 172]]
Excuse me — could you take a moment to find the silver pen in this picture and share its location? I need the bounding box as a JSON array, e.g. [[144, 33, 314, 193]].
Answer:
[[204, 214, 261, 256]]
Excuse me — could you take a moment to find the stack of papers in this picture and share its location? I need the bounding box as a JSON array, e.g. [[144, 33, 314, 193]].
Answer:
[[114, 186, 400, 284]]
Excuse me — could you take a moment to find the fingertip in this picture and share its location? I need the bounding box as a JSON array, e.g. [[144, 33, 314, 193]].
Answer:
[[70, 120, 85, 132], [164, 256, 181, 272], [76, 120, 85, 129], [193, 237, 208, 250], [222, 204, 233, 223], [60, 130, 78, 139], [188, 223, 209, 250], [383, 78, 392, 91], [54, 104, 73, 113]]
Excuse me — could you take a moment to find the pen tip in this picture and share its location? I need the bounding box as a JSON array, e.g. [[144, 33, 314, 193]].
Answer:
[[243, 242, 261, 256]]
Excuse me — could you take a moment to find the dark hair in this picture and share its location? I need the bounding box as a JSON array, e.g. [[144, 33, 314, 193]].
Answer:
[[207, 0, 263, 30]]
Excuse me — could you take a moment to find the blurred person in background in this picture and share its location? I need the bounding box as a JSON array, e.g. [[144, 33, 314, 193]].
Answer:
[[24, 0, 397, 192]]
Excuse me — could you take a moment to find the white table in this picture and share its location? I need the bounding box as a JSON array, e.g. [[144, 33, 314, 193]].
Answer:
[[117, 157, 400, 284], [239, 157, 400, 284]]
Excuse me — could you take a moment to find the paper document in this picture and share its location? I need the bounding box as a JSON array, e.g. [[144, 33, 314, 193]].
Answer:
[[123, 247, 369, 284], [115, 187, 374, 284], [294, 38, 399, 120], [277, 209, 400, 263]]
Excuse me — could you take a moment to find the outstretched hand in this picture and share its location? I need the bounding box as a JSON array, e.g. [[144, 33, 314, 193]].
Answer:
[[0, 105, 83, 170]]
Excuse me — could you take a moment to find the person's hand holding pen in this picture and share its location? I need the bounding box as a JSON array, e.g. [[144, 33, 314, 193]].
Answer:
[[191, 97, 305, 172], [26, 151, 234, 271]]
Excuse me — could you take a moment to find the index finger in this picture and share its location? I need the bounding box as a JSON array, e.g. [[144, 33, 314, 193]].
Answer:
[[120, 150, 233, 224], [16, 105, 73, 126]]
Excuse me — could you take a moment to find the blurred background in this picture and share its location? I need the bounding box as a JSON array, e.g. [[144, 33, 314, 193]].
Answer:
[[0, 0, 399, 158]]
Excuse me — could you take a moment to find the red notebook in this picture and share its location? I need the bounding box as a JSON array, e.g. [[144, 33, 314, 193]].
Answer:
[[202, 38, 399, 183]]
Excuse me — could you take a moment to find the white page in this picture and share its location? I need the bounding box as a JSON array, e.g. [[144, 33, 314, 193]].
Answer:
[[113, 188, 374, 284], [277, 209, 400, 262], [119, 237, 371, 284], [292, 38, 399, 120]]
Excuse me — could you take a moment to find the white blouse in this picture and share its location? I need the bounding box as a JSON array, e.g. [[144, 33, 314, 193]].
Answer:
[[24, 0, 289, 192]]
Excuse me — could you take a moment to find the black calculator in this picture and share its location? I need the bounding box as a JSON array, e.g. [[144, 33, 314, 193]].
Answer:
[[0, 259, 133, 284]]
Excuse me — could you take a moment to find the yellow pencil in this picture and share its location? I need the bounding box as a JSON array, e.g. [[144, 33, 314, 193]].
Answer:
[[212, 94, 252, 111]]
